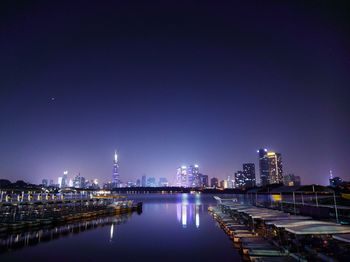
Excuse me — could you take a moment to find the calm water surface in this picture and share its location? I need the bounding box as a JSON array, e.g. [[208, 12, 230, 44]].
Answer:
[[1, 194, 241, 262]]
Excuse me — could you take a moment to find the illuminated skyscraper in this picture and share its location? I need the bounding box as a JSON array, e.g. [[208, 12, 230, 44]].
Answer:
[[243, 163, 256, 188], [234, 171, 245, 189], [188, 165, 200, 187], [177, 165, 200, 187], [258, 149, 269, 186], [141, 175, 147, 187], [258, 149, 283, 186], [199, 174, 209, 188], [266, 152, 283, 184], [177, 166, 188, 187], [58, 177, 63, 188], [112, 151, 120, 188], [42, 179, 48, 187]]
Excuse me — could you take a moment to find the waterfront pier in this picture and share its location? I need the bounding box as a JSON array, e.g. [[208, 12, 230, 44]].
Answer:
[[0, 192, 142, 233], [210, 196, 350, 261]]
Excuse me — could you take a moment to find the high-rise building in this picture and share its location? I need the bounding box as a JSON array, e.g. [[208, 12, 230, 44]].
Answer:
[[220, 180, 228, 189], [199, 174, 209, 188], [243, 163, 256, 188], [136, 179, 141, 187], [42, 179, 48, 187], [159, 177, 169, 187], [227, 175, 234, 188], [211, 177, 219, 188], [188, 165, 200, 187], [58, 177, 63, 188], [177, 165, 201, 187], [73, 174, 86, 188], [234, 171, 245, 189], [61, 171, 68, 188], [49, 179, 54, 186], [127, 181, 136, 187], [283, 173, 301, 186], [258, 149, 283, 186], [147, 177, 156, 187], [267, 152, 283, 184], [112, 151, 120, 188], [141, 175, 147, 187], [177, 166, 188, 187], [258, 149, 269, 186]]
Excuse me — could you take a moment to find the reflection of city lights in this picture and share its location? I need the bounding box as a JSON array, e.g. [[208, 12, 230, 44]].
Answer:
[[195, 206, 200, 228], [176, 194, 202, 228], [182, 205, 187, 227], [110, 224, 114, 241], [176, 204, 181, 223]]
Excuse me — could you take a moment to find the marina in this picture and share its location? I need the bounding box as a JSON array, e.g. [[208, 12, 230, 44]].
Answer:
[[0, 193, 142, 233], [210, 196, 350, 261]]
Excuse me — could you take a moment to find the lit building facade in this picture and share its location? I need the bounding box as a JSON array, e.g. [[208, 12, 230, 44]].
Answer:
[[141, 175, 147, 187], [199, 174, 209, 188], [187, 165, 200, 187], [177, 166, 187, 187], [234, 171, 245, 189], [242, 163, 256, 188], [147, 177, 156, 187], [258, 149, 283, 186], [267, 152, 283, 184], [258, 149, 269, 186], [158, 177, 168, 187], [112, 151, 120, 188], [177, 165, 201, 187], [42, 179, 48, 187]]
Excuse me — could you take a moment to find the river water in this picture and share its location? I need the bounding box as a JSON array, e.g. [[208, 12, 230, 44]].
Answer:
[[0, 193, 241, 262]]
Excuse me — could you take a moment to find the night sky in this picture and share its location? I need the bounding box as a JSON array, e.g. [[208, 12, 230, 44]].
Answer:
[[1, 1, 349, 185]]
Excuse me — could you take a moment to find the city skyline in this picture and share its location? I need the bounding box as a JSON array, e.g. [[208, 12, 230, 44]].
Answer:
[[12, 147, 336, 187], [1, 1, 349, 186]]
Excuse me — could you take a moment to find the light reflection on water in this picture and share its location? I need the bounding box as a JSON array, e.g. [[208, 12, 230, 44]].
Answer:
[[177, 193, 202, 228], [1, 194, 241, 262]]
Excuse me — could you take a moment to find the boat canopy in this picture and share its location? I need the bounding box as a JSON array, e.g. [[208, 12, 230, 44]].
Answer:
[[258, 215, 312, 221], [286, 224, 350, 235], [266, 220, 333, 228]]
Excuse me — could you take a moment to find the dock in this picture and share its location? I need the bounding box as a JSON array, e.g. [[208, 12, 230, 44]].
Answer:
[[209, 196, 350, 261], [0, 194, 142, 233]]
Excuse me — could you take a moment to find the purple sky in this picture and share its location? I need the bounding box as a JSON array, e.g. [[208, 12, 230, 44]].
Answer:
[[0, 1, 349, 185]]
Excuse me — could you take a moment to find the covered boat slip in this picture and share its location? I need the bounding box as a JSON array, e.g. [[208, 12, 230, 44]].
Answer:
[[266, 220, 335, 228], [252, 257, 298, 262], [210, 205, 294, 261], [213, 198, 350, 261], [285, 224, 350, 235]]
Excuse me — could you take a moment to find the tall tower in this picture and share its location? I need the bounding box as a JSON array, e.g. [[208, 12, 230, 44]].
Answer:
[[258, 149, 269, 186], [266, 152, 283, 184], [112, 150, 120, 188], [243, 163, 256, 188]]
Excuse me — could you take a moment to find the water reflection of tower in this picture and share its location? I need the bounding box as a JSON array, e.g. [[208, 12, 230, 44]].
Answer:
[[177, 194, 201, 228], [110, 223, 115, 242]]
